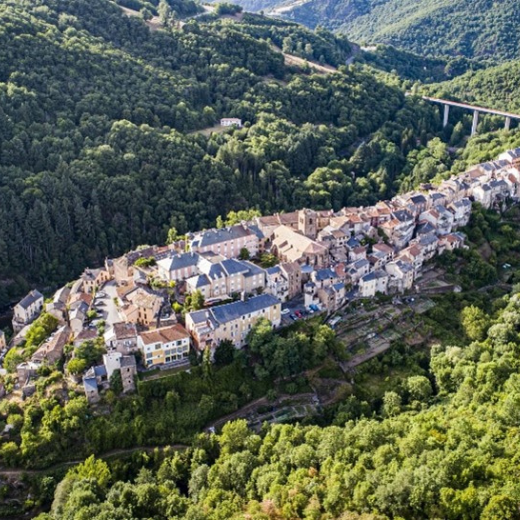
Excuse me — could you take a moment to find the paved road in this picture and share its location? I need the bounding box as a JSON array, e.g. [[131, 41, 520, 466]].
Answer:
[[94, 281, 121, 327]]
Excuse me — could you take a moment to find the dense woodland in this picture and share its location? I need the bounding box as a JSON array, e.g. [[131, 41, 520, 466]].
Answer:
[[235, 0, 520, 62], [0, 0, 449, 304]]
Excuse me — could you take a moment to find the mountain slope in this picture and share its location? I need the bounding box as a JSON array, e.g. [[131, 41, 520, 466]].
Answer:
[[237, 0, 520, 61]]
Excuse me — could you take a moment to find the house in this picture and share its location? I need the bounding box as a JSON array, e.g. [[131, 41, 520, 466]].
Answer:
[[359, 270, 389, 298], [190, 224, 259, 259], [102, 351, 137, 393], [385, 260, 415, 293], [448, 198, 472, 228], [120, 286, 164, 327], [398, 245, 424, 276], [317, 283, 346, 312], [438, 232, 465, 253], [348, 245, 367, 263], [265, 266, 289, 302], [498, 147, 520, 169], [472, 183, 493, 209], [31, 326, 71, 365], [379, 210, 415, 250], [185, 294, 281, 351], [81, 268, 111, 295], [411, 234, 439, 261], [348, 259, 371, 283], [279, 262, 302, 299], [104, 322, 138, 354], [45, 286, 70, 324], [317, 226, 348, 249], [271, 226, 329, 268], [311, 268, 340, 289], [419, 206, 454, 235], [220, 118, 242, 127], [185, 258, 266, 300], [12, 290, 44, 333], [69, 301, 90, 337], [489, 179, 511, 205], [157, 252, 201, 282], [73, 328, 98, 348], [82, 365, 107, 404], [16, 361, 40, 384], [372, 243, 395, 264], [137, 324, 191, 368]]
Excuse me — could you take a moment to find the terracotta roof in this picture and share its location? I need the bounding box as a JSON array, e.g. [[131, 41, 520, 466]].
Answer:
[[138, 324, 189, 345]]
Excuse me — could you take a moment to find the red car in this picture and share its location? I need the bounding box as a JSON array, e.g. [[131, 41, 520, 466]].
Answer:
[[295, 310, 303, 318]]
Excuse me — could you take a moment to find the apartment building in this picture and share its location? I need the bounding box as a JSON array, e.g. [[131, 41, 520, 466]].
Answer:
[[185, 294, 281, 351], [137, 324, 191, 368]]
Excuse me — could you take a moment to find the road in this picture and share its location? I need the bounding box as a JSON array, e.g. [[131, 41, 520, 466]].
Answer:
[[94, 280, 121, 327]]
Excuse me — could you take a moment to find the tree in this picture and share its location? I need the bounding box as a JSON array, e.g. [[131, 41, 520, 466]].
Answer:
[[461, 305, 489, 341], [68, 455, 111, 490], [140, 8, 153, 21], [239, 247, 250, 260], [158, 0, 172, 25], [167, 227, 179, 245], [214, 340, 235, 366], [67, 358, 87, 375], [186, 290, 204, 312], [110, 369, 123, 395], [3, 348, 23, 373], [407, 375, 432, 402], [383, 391, 401, 417]]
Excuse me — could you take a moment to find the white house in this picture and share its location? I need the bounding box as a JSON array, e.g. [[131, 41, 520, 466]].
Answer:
[[220, 118, 243, 128], [12, 290, 44, 332]]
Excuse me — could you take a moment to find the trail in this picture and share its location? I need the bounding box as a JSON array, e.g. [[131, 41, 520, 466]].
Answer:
[[0, 444, 188, 477]]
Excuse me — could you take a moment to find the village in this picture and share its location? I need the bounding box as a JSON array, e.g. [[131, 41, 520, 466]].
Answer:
[[2, 146, 520, 404]]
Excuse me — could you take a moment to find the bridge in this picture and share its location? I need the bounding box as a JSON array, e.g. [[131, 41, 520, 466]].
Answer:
[[422, 96, 520, 136]]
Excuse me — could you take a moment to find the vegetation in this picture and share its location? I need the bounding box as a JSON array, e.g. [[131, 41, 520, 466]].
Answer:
[[32, 288, 520, 519], [426, 59, 520, 113], [255, 0, 520, 61]]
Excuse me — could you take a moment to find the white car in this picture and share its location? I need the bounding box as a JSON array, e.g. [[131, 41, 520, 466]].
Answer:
[[281, 308, 291, 315]]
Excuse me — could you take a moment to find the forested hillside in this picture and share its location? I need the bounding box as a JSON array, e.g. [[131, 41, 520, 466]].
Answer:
[[0, 0, 442, 303], [240, 0, 520, 62], [35, 285, 520, 519]]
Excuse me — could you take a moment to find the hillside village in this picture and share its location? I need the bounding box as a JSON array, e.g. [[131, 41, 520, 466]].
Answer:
[[3, 146, 520, 404]]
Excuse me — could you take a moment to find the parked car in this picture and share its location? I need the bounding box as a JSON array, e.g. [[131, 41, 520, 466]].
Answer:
[[289, 314, 297, 320], [295, 310, 303, 318], [281, 308, 291, 315]]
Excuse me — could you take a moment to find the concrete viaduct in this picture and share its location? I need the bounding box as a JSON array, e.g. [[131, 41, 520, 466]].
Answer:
[[422, 96, 520, 136]]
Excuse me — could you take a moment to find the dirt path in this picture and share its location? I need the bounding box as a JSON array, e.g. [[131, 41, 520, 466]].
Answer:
[[0, 444, 188, 477]]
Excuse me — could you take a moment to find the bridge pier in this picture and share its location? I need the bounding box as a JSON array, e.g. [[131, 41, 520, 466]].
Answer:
[[471, 110, 479, 136], [443, 105, 450, 127], [505, 117, 511, 130]]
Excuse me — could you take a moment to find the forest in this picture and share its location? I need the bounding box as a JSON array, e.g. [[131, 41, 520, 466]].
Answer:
[[237, 0, 520, 62], [0, 0, 450, 305]]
